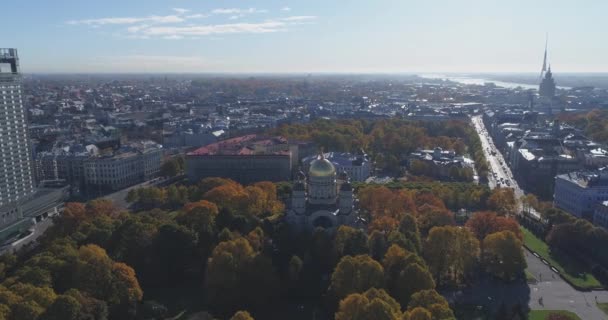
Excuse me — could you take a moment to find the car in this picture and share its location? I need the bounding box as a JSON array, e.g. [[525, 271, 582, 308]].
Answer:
[[532, 252, 540, 258], [551, 267, 560, 274], [541, 259, 549, 265]]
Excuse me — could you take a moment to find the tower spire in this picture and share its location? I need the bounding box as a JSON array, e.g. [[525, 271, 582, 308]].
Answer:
[[540, 33, 548, 81]]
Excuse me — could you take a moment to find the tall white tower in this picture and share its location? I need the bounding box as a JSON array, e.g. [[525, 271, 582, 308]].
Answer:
[[0, 49, 35, 228]]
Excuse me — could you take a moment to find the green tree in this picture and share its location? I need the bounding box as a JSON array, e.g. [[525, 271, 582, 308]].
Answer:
[[368, 231, 388, 261], [41, 295, 81, 320], [399, 214, 422, 254], [10, 300, 45, 320], [160, 158, 180, 177], [335, 226, 369, 259], [288, 255, 303, 283]]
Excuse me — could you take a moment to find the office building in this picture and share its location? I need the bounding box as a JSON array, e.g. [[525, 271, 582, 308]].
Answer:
[[0, 49, 35, 230], [554, 170, 608, 220]]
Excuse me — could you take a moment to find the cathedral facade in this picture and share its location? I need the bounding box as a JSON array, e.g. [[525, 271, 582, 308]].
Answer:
[[285, 154, 357, 231]]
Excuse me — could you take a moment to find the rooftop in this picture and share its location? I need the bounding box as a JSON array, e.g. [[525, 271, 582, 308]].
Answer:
[[187, 134, 289, 156], [557, 170, 608, 188]]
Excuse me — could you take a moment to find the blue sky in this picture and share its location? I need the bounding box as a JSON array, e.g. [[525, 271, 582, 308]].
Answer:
[[3, 0, 608, 73]]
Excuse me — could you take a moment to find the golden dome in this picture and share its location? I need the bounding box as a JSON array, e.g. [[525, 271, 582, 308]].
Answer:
[[309, 155, 336, 177]]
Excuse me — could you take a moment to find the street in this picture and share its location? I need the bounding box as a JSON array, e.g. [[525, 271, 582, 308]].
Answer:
[[471, 115, 524, 202], [525, 248, 608, 320], [471, 115, 608, 319]]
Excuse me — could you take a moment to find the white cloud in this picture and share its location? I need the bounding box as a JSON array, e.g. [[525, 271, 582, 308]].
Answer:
[[185, 13, 209, 19], [66, 8, 316, 40], [163, 35, 184, 40], [67, 15, 184, 26], [212, 8, 268, 15], [281, 7, 291, 12], [126, 24, 149, 33], [172, 8, 190, 14], [279, 16, 316, 22], [140, 21, 286, 37]]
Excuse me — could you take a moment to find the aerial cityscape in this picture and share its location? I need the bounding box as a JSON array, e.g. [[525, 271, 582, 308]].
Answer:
[[3, 1, 608, 320]]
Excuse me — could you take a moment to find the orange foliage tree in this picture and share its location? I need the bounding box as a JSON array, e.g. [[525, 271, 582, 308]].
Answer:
[[465, 211, 522, 241]]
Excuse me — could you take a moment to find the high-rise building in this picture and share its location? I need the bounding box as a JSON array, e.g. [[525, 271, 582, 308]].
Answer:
[[0, 49, 36, 230]]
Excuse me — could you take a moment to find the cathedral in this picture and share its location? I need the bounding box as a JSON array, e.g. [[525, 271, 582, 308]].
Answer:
[[285, 154, 357, 231]]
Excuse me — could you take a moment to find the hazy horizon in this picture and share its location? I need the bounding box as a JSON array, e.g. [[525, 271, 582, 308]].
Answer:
[[5, 0, 608, 73]]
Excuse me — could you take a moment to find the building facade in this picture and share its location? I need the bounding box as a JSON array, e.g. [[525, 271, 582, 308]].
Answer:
[[554, 171, 608, 220], [186, 135, 295, 184], [0, 49, 35, 230], [594, 201, 608, 229], [36, 141, 162, 196]]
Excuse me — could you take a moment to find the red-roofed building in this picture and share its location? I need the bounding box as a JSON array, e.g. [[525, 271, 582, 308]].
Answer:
[[186, 134, 298, 184]]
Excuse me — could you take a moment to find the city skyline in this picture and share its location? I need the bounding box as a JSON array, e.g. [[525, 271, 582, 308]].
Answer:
[[3, 0, 608, 73]]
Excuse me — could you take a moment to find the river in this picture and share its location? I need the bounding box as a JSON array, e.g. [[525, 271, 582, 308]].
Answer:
[[419, 74, 569, 90]]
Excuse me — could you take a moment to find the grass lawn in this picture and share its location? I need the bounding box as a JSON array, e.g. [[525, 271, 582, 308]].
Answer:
[[528, 310, 581, 320], [525, 270, 537, 283], [521, 227, 602, 289], [598, 302, 608, 316]]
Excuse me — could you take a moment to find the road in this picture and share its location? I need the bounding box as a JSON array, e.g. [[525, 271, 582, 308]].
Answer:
[[526, 249, 608, 319], [471, 115, 608, 319], [472, 116, 533, 218], [471, 115, 524, 202], [0, 217, 54, 254]]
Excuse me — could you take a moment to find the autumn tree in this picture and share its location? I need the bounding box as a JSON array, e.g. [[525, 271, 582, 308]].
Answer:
[[403, 307, 432, 320], [487, 188, 517, 216], [381, 245, 433, 307], [56, 202, 87, 234], [416, 206, 454, 236], [330, 255, 385, 300], [335, 288, 402, 320], [203, 183, 249, 213], [230, 310, 255, 320], [465, 211, 522, 241], [481, 231, 526, 281], [424, 226, 479, 286], [407, 290, 455, 320], [73, 244, 142, 316], [205, 237, 279, 315], [358, 186, 417, 232]]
